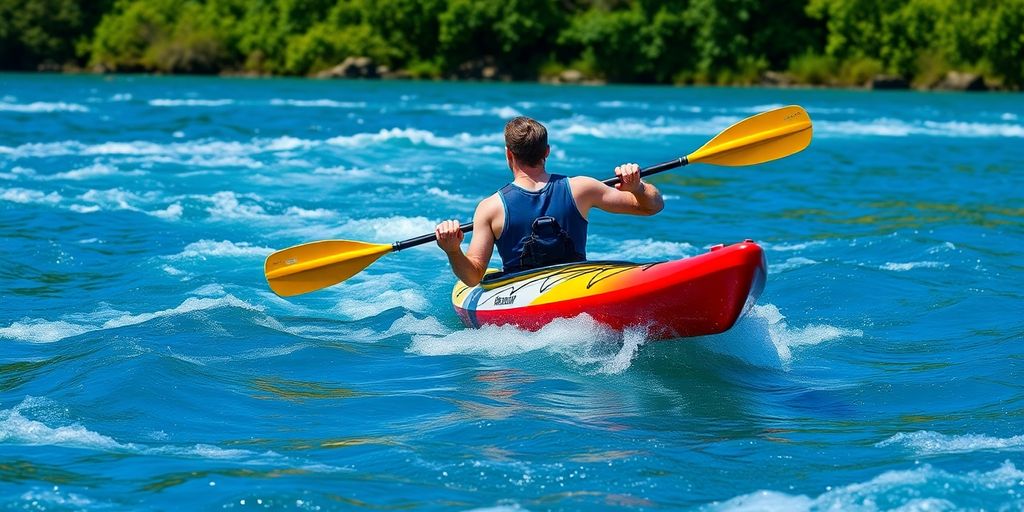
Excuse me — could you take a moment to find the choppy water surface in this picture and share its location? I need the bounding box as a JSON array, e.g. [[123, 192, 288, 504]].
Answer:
[[1, 74, 1022, 510]]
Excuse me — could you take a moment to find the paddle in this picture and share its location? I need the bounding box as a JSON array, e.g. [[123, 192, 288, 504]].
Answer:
[[265, 105, 813, 297]]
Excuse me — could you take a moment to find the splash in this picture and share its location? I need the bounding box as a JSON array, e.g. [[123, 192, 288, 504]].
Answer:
[[408, 315, 646, 375], [695, 304, 863, 369]]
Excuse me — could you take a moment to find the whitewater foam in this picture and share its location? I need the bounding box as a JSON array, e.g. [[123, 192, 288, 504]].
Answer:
[[705, 461, 1024, 511], [148, 99, 234, 107], [0, 294, 263, 343], [587, 238, 696, 260], [167, 240, 274, 260], [878, 431, 1024, 455], [880, 261, 947, 272], [269, 99, 366, 108], [0, 187, 62, 205], [326, 127, 502, 150], [696, 304, 863, 368], [0, 101, 88, 113], [770, 257, 818, 273], [408, 315, 646, 375]]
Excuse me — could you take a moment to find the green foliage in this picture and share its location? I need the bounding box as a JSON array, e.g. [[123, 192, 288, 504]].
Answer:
[[0, 0, 110, 69], [1, 0, 1021, 88]]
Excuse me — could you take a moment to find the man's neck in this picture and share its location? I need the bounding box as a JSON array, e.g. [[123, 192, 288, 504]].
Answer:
[[511, 166, 550, 191]]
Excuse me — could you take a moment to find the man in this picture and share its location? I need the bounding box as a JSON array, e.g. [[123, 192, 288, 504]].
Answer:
[[435, 116, 664, 286]]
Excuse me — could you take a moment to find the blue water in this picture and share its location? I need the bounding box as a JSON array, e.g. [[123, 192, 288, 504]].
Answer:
[[1, 74, 1022, 510]]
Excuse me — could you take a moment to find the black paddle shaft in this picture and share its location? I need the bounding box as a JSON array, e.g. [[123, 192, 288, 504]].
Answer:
[[391, 156, 688, 252]]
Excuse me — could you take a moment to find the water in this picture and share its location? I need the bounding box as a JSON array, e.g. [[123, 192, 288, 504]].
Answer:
[[1, 73, 1022, 510]]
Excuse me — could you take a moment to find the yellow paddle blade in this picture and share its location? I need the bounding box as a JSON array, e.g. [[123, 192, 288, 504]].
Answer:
[[264, 240, 392, 297], [687, 105, 813, 166]]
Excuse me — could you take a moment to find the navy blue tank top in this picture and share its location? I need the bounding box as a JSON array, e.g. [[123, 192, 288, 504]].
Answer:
[[495, 174, 588, 272]]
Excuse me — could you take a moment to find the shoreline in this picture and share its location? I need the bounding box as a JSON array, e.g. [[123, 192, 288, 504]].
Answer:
[[4, 68, 1013, 94]]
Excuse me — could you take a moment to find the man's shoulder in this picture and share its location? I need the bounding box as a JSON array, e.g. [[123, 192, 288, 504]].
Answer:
[[568, 175, 602, 193], [476, 193, 502, 214]]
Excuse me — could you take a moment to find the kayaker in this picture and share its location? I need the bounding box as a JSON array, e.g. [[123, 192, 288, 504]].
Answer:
[[435, 116, 664, 286]]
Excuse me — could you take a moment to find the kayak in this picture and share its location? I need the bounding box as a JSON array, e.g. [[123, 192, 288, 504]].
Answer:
[[451, 240, 766, 340]]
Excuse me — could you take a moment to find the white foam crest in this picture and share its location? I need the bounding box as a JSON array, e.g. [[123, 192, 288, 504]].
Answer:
[[285, 206, 336, 219], [148, 98, 234, 107], [19, 488, 94, 508], [766, 240, 827, 252], [168, 239, 274, 260], [408, 315, 645, 374], [877, 431, 1024, 455], [44, 163, 140, 181], [333, 215, 441, 243], [0, 397, 326, 467], [0, 294, 262, 343], [548, 115, 739, 139], [0, 187, 62, 205], [326, 128, 501, 150], [819, 118, 1024, 138], [447, 106, 523, 118], [169, 342, 313, 365], [270, 99, 366, 108], [426, 187, 476, 204], [705, 461, 1024, 512], [381, 314, 450, 338], [0, 136, 318, 164], [0, 397, 124, 450], [1002, 113, 1019, 121], [0, 101, 88, 113], [205, 191, 271, 220], [927, 242, 957, 254], [770, 257, 817, 273], [587, 238, 696, 261], [0, 166, 35, 180], [312, 166, 376, 179], [332, 286, 430, 320], [880, 261, 946, 272], [696, 304, 862, 368]]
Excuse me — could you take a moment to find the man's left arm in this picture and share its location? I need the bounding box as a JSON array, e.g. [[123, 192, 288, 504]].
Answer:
[[435, 198, 497, 286]]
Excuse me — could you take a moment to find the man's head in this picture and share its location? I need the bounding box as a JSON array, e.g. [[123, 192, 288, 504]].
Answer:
[[504, 116, 549, 168]]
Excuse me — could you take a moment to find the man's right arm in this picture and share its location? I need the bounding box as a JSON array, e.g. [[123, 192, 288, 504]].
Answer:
[[573, 163, 665, 217]]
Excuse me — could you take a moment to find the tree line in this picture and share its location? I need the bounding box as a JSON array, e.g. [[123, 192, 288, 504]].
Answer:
[[1, 0, 1021, 89]]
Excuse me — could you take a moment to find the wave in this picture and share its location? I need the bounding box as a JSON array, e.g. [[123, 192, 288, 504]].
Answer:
[[326, 127, 502, 150], [765, 240, 828, 252], [769, 257, 818, 273], [0, 396, 342, 469], [587, 238, 697, 261], [548, 115, 740, 139], [877, 431, 1024, 456], [148, 98, 234, 107], [329, 273, 431, 320], [0, 101, 88, 113], [880, 261, 947, 272], [0, 294, 262, 343], [705, 461, 1024, 511], [0, 187, 61, 205], [696, 304, 863, 368], [270, 99, 366, 108], [408, 314, 648, 375], [167, 239, 274, 260], [818, 118, 1024, 138]]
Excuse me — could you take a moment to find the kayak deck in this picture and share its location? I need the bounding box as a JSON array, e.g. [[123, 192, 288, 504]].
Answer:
[[451, 241, 766, 339]]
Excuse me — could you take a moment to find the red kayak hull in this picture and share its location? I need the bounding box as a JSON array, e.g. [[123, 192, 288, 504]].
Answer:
[[451, 241, 766, 340]]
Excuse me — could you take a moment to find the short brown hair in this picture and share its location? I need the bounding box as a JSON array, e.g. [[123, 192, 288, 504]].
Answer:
[[504, 116, 548, 166]]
